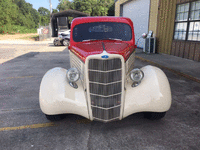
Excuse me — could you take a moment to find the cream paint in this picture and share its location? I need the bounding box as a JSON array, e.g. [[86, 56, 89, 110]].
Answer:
[[123, 65, 172, 118], [39, 57, 171, 121], [39, 67, 89, 119]]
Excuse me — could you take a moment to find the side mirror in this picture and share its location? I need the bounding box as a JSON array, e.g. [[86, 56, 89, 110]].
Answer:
[[142, 33, 147, 39]]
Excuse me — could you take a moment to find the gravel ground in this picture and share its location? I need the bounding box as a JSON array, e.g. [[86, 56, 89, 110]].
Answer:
[[0, 33, 38, 40], [0, 42, 64, 64]]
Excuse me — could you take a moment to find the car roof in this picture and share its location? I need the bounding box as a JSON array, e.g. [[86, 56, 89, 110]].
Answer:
[[71, 16, 133, 29]]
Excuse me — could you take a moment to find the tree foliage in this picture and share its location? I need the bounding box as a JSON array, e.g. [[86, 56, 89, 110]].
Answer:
[[0, 0, 50, 34], [52, 9, 59, 14], [13, 0, 40, 28], [57, 0, 115, 16], [38, 7, 50, 16], [38, 7, 50, 26], [57, 0, 73, 11]]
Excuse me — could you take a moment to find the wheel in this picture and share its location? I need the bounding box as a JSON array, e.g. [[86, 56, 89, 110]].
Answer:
[[144, 112, 166, 120], [45, 114, 66, 121], [62, 39, 69, 46], [53, 40, 58, 46]]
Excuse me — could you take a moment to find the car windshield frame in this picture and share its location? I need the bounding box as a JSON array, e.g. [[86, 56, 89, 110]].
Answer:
[[72, 22, 132, 42]]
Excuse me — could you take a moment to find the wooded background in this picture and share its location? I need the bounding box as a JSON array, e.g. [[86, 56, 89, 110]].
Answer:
[[0, 0, 114, 34]]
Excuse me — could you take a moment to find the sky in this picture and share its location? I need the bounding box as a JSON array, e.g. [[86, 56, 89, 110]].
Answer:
[[25, 0, 60, 11]]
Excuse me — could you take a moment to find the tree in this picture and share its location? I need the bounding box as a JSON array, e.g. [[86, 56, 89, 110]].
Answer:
[[0, 0, 21, 33], [57, 0, 73, 11], [58, 0, 115, 16], [0, 0, 19, 24], [94, 0, 115, 16], [30, 9, 41, 28], [107, 1, 115, 16], [0, 0, 40, 33], [52, 9, 58, 13], [73, 0, 92, 15], [14, 0, 40, 28], [38, 7, 50, 26], [38, 7, 50, 16]]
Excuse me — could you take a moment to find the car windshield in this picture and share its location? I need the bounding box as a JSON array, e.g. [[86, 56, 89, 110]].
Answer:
[[73, 22, 132, 42]]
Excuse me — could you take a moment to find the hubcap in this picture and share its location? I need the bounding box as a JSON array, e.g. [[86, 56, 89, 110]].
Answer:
[[63, 40, 69, 46]]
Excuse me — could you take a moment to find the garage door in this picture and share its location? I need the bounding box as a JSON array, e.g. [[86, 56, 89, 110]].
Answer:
[[123, 0, 150, 48]]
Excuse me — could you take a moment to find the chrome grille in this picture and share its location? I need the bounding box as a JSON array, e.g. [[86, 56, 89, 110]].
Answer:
[[126, 51, 135, 74], [70, 51, 85, 86], [70, 52, 82, 72], [91, 106, 121, 121], [89, 69, 121, 83], [88, 58, 122, 122], [90, 94, 121, 108], [89, 59, 122, 71], [89, 82, 121, 96]]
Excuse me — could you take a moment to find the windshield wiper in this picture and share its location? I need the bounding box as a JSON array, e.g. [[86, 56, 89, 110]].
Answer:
[[103, 38, 122, 41], [82, 39, 98, 42], [82, 38, 122, 42]]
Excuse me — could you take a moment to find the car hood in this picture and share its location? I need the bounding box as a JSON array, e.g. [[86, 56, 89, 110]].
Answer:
[[70, 41, 135, 62]]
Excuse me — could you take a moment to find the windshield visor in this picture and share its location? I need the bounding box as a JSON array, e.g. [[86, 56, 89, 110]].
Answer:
[[73, 22, 132, 42]]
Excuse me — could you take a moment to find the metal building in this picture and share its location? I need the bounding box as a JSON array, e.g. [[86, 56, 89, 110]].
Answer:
[[115, 0, 200, 62]]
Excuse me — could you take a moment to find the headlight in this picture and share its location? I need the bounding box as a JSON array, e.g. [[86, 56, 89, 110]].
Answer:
[[130, 68, 144, 82], [66, 68, 80, 82]]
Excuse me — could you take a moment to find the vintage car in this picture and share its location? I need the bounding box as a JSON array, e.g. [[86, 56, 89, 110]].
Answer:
[[39, 17, 171, 122]]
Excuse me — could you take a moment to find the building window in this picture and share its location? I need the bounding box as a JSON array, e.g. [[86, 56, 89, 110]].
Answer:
[[174, 1, 200, 41]]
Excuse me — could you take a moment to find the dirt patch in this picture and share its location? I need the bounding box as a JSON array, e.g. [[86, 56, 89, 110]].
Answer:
[[0, 33, 38, 40]]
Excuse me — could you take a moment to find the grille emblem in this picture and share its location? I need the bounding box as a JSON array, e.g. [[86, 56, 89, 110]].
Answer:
[[101, 42, 109, 59], [101, 55, 109, 58]]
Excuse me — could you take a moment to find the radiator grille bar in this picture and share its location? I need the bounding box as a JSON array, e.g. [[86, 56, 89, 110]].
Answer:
[[89, 70, 122, 83], [89, 59, 121, 71], [91, 106, 121, 120], [89, 82, 122, 96]]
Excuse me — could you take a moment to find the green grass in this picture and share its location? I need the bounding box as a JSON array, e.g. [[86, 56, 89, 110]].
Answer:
[[0, 25, 37, 34]]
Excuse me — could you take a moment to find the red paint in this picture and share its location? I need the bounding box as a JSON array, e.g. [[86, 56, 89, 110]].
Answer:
[[69, 17, 135, 62]]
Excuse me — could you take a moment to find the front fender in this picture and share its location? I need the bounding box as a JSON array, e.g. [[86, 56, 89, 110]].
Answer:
[[123, 65, 172, 118], [39, 67, 89, 119]]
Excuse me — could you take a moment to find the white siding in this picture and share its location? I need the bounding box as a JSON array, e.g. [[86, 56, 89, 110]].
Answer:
[[123, 0, 150, 48]]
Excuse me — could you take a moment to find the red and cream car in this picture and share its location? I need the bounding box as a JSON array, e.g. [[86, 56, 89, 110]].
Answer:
[[39, 17, 171, 122]]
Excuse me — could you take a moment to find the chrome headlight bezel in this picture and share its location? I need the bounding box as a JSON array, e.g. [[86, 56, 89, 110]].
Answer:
[[66, 68, 80, 83], [130, 68, 144, 83]]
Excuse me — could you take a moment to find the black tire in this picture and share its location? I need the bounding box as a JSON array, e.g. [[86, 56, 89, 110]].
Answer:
[[53, 40, 58, 46], [62, 39, 69, 46], [45, 114, 66, 121], [144, 112, 166, 120]]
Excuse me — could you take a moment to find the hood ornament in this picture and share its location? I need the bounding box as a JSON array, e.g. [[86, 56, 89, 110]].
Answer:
[[101, 42, 109, 58]]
